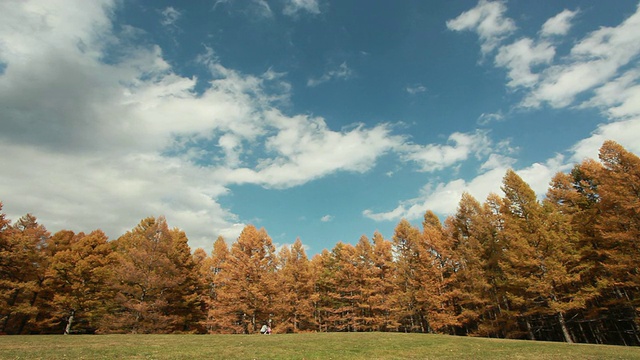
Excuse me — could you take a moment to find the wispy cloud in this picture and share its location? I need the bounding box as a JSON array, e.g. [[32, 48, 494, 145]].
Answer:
[[253, 0, 274, 18], [494, 38, 555, 88], [320, 215, 333, 222], [446, 0, 516, 55], [541, 9, 579, 37], [307, 62, 352, 87], [160, 6, 182, 27], [522, 5, 640, 109], [397, 131, 492, 172], [477, 111, 504, 125], [212, 0, 273, 18], [283, 0, 321, 17], [406, 84, 427, 95]]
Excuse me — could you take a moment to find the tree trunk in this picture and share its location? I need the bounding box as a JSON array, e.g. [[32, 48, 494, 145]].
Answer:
[[525, 318, 535, 340], [558, 312, 573, 343], [64, 310, 75, 335]]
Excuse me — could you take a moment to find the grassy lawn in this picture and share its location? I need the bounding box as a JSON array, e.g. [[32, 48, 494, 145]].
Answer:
[[1, 332, 639, 360]]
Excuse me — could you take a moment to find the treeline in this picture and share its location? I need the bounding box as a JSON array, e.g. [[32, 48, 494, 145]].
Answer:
[[0, 140, 638, 345]]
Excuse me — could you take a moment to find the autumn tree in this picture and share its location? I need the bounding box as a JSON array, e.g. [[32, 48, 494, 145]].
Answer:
[[391, 219, 430, 332], [546, 141, 640, 344], [597, 141, 640, 306], [369, 231, 398, 331], [198, 236, 231, 333], [444, 193, 491, 335], [421, 211, 459, 334], [0, 212, 50, 334], [102, 216, 202, 333], [273, 238, 316, 333], [214, 225, 277, 333], [315, 242, 361, 332], [495, 170, 581, 341], [44, 230, 116, 334], [351, 235, 378, 331], [165, 228, 204, 333]]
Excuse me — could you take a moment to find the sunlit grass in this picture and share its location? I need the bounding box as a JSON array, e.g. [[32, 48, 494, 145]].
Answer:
[[1, 332, 639, 359]]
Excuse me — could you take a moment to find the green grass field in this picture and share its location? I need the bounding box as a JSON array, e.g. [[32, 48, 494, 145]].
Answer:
[[1, 332, 639, 360]]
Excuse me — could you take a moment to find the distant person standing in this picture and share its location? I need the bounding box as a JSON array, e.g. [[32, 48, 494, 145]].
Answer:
[[260, 324, 268, 334]]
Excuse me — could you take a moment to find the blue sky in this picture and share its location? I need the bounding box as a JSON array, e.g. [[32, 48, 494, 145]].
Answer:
[[1, 0, 639, 254]]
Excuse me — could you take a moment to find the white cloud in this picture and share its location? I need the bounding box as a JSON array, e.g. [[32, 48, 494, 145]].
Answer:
[[522, 4, 640, 108], [541, 9, 578, 37], [253, 0, 273, 17], [398, 131, 492, 172], [363, 152, 569, 223], [446, 0, 516, 55], [579, 68, 640, 122], [307, 62, 352, 87], [495, 38, 555, 88], [283, 0, 320, 16], [160, 6, 182, 27], [320, 215, 333, 222], [217, 111, 403, 188], [477, 111, 505, 125], [570, 117, 640, 163], [406, 84, 427, 95]]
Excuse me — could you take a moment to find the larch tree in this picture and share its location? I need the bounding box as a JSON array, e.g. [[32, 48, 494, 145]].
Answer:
[[498, 169, 580, 342], [274, 238, 316, 333], [421, 211, 458, 334], [352, 235, 377, 331], [498, 169, 546, 339], [103, 216, 198, 333], [198, 236, 231, 333], [0, 213, 50, 334], [597, 141, 640, 303], [592, 141, 640, 344], [392, 219, 430, 332], [445, 193, 491, 335], [320, 242, 360, 332], [548, 156, 630, 344], [369, 231, 398, 331], [164, 228, 204, 333], [45, 230, 116, 334], [310, 250, 331, 331], [216, 225, 277, 334]]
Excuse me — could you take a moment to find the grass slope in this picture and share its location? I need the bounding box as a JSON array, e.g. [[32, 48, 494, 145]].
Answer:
[[1, 332, 639, 359]]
